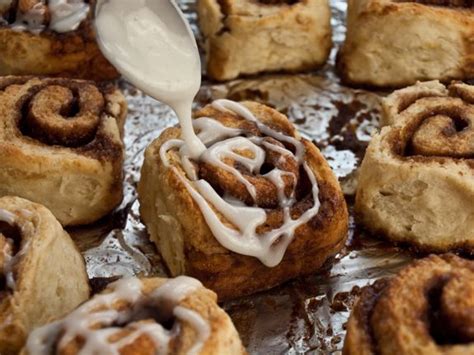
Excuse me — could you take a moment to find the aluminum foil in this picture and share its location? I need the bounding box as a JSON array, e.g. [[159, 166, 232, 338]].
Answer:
[[69, 1, 416, 353]]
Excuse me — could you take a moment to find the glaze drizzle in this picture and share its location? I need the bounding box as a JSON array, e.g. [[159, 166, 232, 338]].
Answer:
[[27, 276, 210, 355], [160, 100, 321, 267]]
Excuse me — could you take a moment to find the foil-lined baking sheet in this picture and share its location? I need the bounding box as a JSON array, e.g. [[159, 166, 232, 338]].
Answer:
[[69, 1, 416, 353]]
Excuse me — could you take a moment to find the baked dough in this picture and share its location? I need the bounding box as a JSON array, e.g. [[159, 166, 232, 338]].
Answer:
[[0, 0, 118, 81], [337, 0, 474, 87], [23, 276, 245, 355], [343, 254, 474, 355], [197, 0, 332, 81], [0, 196, 89, 355], [0, 76, 127, 226], [138, 100, 348, 300], [355, 81, 474, 251]]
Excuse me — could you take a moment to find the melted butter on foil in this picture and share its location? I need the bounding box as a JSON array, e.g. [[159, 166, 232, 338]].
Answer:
[[68, 0, 414, 353]]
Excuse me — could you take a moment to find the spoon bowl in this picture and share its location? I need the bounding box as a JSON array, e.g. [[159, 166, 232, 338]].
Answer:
[[94, 0, 201, 105], [94, 0, 206, 157]]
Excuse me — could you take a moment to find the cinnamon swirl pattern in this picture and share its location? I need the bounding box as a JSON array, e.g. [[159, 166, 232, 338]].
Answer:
[[356, 81, 474, 251], [0, 196, 89, 355], [0, 76, 127, 226], [0, 0, 118, 80], [24, 276, 245, 355], [343, 254, 474, 355], [138, 100, 348, 300], [197, 0, 332, 81], [337, 0, 474, 87]]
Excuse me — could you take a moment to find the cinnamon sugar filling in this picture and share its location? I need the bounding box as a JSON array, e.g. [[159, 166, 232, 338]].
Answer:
[[391, 85, 474, 159], [19, 82, 104, 147]]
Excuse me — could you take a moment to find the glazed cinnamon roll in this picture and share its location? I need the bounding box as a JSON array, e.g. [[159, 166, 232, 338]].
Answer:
[[337, 0, 474, 87], [0, 0, 118, 81], [343, 254, 474, 355], [0, 196, 89, 355], [356, 81, 474, 251], [138, 100, 348, 300], [24, 276, 245, 355], [0, 76, 127, 226], [197, 0, 332, 81]]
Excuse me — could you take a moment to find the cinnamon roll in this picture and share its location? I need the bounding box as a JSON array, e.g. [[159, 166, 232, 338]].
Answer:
[[197, 0, 332, 81], [0, 0, 118, 81], [0, 196, 89, 355], [355, 81, 474, 251], [138, 100, 348, 300], [24, 276, 245, 355], [343, 254, 474, 355], [0, 76, 127, 226], [337, 0, 474, 87]]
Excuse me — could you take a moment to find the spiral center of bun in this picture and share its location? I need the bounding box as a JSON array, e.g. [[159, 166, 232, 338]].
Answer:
[[391, 82, 474, 159], [199, 136, 301, 208], [428, 275, 474, 344], [408, 107, 474, 157], [440, 276, 474, 342], [23, 83, 104, 147]]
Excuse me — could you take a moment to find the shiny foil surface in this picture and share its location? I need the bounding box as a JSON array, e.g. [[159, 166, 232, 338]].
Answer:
[[69, 1, 416, 353]]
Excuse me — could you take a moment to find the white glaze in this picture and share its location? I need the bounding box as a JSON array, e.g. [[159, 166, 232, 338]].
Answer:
[[159, 118, 243, 181], [162, 100, 321, 267], [48, 0, 89, 33], [10, 2, 46, 33], [178, 163, 319, 267], [95, 0, 205, 159], [193, 117, 243, 146], [201, 136, 266, 200], [10, 0, 89, 33], [151, 275, 202, 302], [1, 209, 35, 290], [0, 208, 18, 290], [213, 100, 306, 162], [174, 306, 211, 355], [19, 208, 34, 218], [26, 276, 210, 355], [0, 208, 15, 225], [264, 169, 296, 208]]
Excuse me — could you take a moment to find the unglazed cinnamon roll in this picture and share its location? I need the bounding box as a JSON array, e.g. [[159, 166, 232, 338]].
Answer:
[[0, 76, 127, 226], [24, 276, 245, 355], [138, 100, 348, 300], [356, 81, 474, 251], [197, 0, 332, 81], [0, 0, 118, 81], [343, 254, 474, 355], [337, 0, 474, 87], [0, 196, 89, 355]]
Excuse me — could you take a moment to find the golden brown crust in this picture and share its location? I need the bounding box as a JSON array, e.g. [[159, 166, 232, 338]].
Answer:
[[0, 76, 127, 226], [197, 0, 332, 81], [343, 279, 389, 355], [22, 277, 246, 355], [395, 0, 474, 7], [0, 1, 118, 81], [343, 254, 474, 355], [138, 101, 348, 300], [337, 0, 474, 88], [0, 196, 90, 355], [355, 81, 474, 252]]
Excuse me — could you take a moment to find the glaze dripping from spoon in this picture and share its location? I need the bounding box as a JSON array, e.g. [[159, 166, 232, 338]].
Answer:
[[95, 0, 206, 158]]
